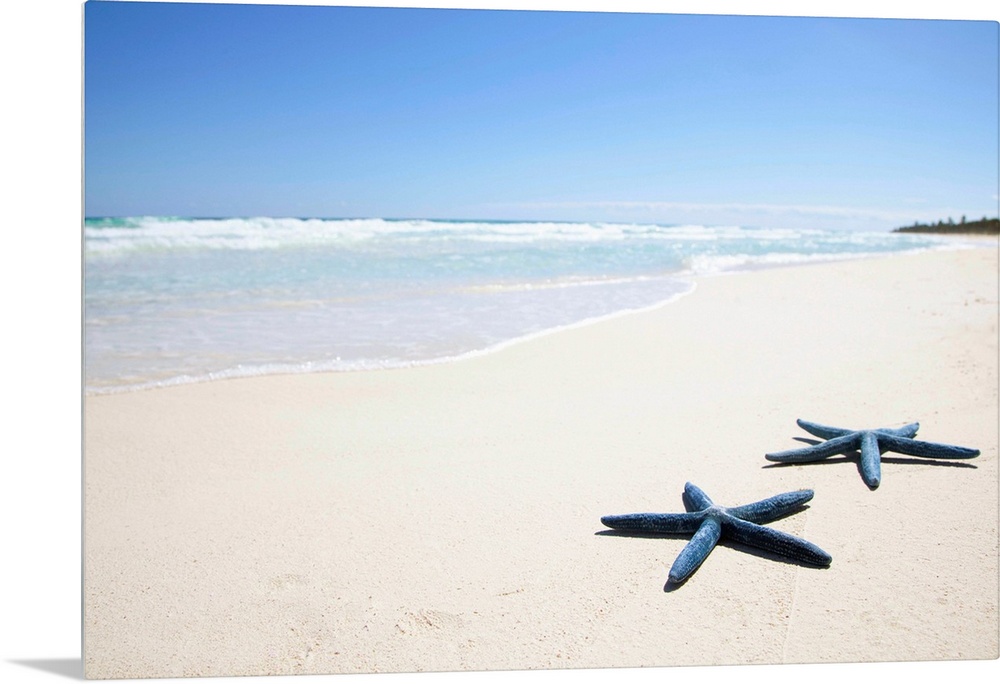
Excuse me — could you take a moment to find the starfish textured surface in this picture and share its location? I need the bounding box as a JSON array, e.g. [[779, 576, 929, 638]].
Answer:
[[765, 419, 980, 488], [601, 482, 831, 585]]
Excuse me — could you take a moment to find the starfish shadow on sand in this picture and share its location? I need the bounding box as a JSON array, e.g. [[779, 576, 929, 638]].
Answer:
[[763, 440, 978, 484], [600, 482, 832, 590], [765, 419, 980, 489]]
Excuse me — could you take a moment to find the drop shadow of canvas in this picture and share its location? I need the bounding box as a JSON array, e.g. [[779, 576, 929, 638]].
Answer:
[[9, 659, 84, 680]]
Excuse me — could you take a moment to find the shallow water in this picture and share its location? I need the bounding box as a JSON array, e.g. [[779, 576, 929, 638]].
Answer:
[[83, 216, 955, 392]]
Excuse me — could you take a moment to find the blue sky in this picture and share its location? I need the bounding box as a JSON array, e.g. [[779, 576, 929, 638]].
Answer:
[[84, 1, 998, 230]]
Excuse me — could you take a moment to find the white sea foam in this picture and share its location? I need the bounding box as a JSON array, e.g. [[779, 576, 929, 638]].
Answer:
[[684, 240, 973, 276], [84, 216, 842, 255], [684, 250, 858, 275]]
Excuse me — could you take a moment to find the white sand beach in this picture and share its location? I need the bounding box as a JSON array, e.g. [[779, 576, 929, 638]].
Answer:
[[82, 244, 999, 679]]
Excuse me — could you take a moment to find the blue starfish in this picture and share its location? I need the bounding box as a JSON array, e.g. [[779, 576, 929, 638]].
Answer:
[[601, 482, 831, 585], [765, 419, 980, 489]]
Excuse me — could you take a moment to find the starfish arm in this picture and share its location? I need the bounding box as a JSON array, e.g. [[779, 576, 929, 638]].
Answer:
[[727, 489, 815, 524], [860, 431, 882, 488], [601, 512, 702, 535], [877, 433, 980, 460], [723, 516, 832, 567], [682, 482, 714, 512], [765, 433, 860, 462], [876, 422, 920, 439], [668, 517, 722, 583], [796, 419, 855, 440]]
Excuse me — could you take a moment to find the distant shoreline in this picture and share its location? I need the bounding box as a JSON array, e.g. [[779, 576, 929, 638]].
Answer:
[[894, 217, 999, 235]]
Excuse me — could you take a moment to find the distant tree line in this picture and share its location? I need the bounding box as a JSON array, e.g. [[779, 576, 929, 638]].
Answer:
[[894, 215, 999, 235]]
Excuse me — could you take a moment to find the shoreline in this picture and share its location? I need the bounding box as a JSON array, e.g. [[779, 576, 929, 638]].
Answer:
[[84, 279, 699, 396], [84, 236, 991, 396], [83, 245, 998, 678]]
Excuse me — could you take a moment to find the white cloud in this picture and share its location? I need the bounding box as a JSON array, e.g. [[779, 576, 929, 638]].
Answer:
[[501, 200, 925, 224]]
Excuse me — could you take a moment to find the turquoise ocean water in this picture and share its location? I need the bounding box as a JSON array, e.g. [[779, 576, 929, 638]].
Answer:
[[84, 216, 961, 393]]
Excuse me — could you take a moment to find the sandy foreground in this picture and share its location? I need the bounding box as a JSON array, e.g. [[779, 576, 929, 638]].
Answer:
[[83, 244, 999, 679]]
